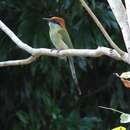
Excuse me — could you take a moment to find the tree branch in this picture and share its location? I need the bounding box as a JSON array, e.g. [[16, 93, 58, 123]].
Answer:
[[0, 20, 129, 67], [79, 0, 125, 56], [107, 0, 130, 60], [0, 20, 33, 54], [0, 56, 39, 67], [125, 0, 130, 28], [0, 47, 129, 67]]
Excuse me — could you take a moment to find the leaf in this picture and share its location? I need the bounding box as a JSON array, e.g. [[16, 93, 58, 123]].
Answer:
[[112, 126, 126, 130], [120, 79, 130, 88], [120, 113, 130, 123], [16, 111, 29, 125], [115, 72, 130, 88], [98, 106, 130, 124], [120, 72, 130, 79]]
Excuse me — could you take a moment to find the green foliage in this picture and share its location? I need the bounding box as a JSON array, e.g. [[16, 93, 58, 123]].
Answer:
[[0, 0, 130, 130]]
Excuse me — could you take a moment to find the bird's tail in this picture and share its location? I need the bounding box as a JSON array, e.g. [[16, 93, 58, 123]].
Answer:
[[68, 57, 81, 95]]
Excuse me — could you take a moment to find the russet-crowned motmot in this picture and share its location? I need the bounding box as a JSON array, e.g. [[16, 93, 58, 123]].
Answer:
[[43, 16, 81, 95]]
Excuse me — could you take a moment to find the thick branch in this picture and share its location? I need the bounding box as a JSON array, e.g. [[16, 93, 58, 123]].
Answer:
[[125, 0, 130, 29], [0, 20, 129, 67], [79, 0, 125, 56], [32, 47, 121, 59], [107, 0, 130, 59], [0, 47, 129, 67]]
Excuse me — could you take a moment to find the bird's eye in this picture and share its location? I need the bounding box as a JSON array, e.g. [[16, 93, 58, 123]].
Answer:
[[53, 20, 60, 25]]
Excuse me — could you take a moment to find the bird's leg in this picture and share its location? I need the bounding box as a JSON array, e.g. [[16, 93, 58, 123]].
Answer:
[[56, 48, 66, 60], [56, 48, 64, 53]]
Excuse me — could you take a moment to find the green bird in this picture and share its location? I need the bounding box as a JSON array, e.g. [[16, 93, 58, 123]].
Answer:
[[43, 16, 81, 95]]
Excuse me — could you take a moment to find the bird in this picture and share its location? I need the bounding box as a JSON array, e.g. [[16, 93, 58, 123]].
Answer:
[[43, 16, 81, 95]]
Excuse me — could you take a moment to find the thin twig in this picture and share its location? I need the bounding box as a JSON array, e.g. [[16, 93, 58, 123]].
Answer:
[[98, 106, 124, 114], [0, 55, 39, 67]]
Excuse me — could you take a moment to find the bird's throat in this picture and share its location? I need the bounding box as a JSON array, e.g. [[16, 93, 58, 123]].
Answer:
[[49, 22, 61, 30]]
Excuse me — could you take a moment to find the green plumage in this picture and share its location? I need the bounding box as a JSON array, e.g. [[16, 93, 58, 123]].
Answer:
[[49, 22, 81, 95]]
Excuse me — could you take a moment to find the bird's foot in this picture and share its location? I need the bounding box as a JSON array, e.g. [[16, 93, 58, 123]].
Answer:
[[51, 48, 65, 59], [56, 48, 66, 59], [56, 48, 64, 53], [50, 48, 57, 52]]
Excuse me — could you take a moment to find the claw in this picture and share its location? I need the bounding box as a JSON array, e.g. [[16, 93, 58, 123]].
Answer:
[[50, 48, 57, 52], [57, 48, 64, 53]]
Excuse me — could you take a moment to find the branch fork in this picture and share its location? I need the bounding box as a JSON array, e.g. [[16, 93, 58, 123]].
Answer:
[[0, 0, 130, 67]]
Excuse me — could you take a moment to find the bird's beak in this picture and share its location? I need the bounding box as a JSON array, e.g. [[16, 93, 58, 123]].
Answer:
[[42, 17, 50, 21]]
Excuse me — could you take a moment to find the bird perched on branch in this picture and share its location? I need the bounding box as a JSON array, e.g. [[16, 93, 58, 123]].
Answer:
[[43, 16, 81, 95]]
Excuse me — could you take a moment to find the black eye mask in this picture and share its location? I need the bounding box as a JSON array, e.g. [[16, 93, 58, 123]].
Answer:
[[51, 20, 60, 25]]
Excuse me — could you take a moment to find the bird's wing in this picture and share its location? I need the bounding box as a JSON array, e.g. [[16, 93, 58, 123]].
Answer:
[[50, 29, 68, 49], [57, 28, 73, 48]]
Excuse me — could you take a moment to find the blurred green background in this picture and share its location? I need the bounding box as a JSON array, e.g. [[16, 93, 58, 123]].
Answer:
[[0, 0, 130, 129]]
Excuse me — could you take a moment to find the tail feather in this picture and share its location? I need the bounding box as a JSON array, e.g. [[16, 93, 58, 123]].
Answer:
[[68, 57, 81, 95]]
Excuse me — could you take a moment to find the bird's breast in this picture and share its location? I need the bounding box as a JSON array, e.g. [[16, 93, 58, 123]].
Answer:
[[49, 30, 67, 49], [49, 30, 57, 47]]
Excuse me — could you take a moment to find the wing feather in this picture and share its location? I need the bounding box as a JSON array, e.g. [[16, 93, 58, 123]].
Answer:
[[57, 28, 73, 48]]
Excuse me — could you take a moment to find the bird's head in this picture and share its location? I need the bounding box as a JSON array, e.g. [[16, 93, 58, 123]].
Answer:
[[43, 16, 66, 29]]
